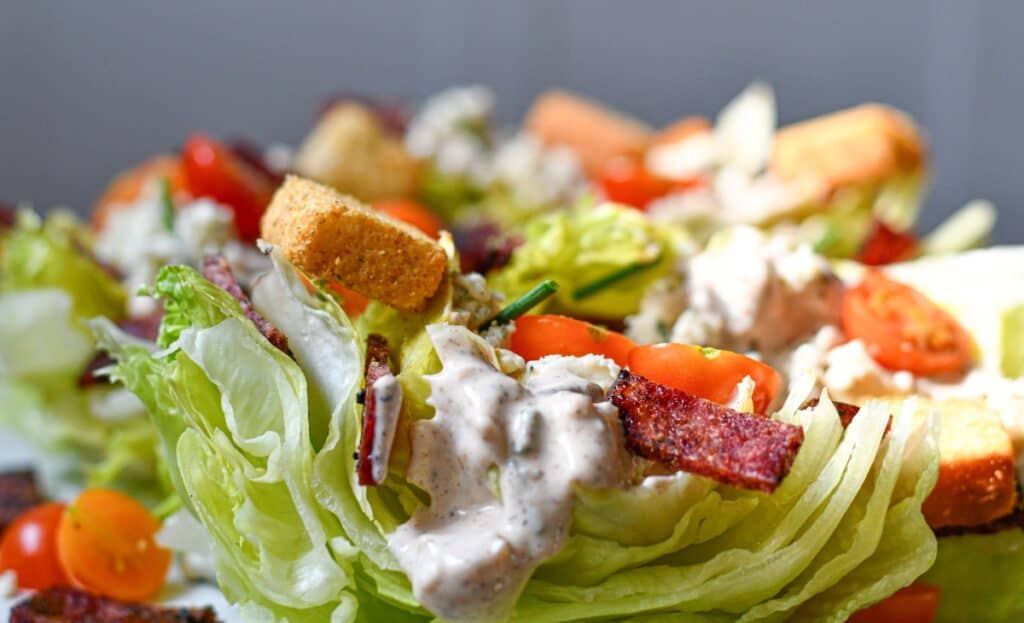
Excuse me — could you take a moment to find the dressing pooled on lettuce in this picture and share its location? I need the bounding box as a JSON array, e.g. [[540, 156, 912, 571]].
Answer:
[[95, 232, 941, 622]]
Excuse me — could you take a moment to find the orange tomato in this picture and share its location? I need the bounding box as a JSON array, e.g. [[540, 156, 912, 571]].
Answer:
[[56, 489, 171, 602], [597, 156, 673, 209], [509, 315, 636, 366], [849, 584, 940, 623], [92, 155, 189, 230], [182, 134, 276, 242], [628, 343, 781, 413], [842, 270, 973, 376], [375, 199, 445, 239], [296, 270, 371, 317], [0, 503, 68, 590]]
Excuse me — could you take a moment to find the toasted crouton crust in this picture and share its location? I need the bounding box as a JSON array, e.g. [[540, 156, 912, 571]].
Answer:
[[771, 104, 927, 195], [877, 397, 1018, 529], [261, 175, 446, 312], [293, 102, 420, 203], [526, 90, 653, 176]]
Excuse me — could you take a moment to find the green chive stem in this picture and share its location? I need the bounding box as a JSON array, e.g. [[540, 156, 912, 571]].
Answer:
[[159, 176, 175, 232], [571, 256, 661, 301], [481, 279, 559, 330], [153, 494, 183, 522]]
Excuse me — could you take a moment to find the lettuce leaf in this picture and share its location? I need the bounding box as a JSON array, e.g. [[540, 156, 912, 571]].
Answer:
[[488, 202, 690, 319], [920, 530, 1024, 622]]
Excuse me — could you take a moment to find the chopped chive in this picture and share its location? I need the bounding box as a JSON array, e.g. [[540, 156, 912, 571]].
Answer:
[[480, 279, 559, 330], [813, 225, 841, 254], [571, 256, 662, 301], [159, 176, 175, 232], [152, 494, 183, 522]]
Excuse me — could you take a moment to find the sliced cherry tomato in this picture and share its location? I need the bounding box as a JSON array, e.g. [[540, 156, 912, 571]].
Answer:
[[182, 134, 276, 242], [0, 503, 68, 590], [628, 343, 781, 413], [510, 315, 636, 366], [56, 489, 171, 602], [92, 155, 189, 230], [856, 219, 920, 266], [849, 583, 940, 623], [598, 156, 674, 209], [842, 270, 973, 375], [375, 199, 444, 239], [296, 271, 371, 317]]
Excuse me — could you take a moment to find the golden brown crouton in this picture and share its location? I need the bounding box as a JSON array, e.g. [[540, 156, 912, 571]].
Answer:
[[526, 90, 653, 177], [292, 102, 420, 203], [261, 175, 446, 312], [771, 104, 927, 195], [877, 396, 1018, 529]]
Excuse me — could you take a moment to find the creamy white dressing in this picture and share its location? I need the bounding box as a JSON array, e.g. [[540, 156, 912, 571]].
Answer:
[[388, 325, 629, 622], [368, 374, 402, 485]]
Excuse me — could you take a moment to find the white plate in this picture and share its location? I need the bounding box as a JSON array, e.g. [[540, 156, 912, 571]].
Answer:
[[0, 429, 240, 621]]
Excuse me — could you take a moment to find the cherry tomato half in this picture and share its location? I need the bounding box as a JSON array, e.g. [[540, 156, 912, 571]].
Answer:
[[0, 503, 68, 590], [842, 270, 973, 376], [375, 199, 445, 239], [597, 156, 674, 209], [56, 488, 171, 602], [182, 134, 276, 242], [510, 315, 636, 367], [849, 583, 940, 623], [628, 343, 781, 413]]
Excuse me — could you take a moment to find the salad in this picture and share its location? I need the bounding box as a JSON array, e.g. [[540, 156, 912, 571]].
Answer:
[[0, 84, 1018, 623]]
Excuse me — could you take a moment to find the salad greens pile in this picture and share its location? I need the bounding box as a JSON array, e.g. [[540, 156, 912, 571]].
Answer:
[[96, 244, 942, 622], [0, 211, 167, 496]]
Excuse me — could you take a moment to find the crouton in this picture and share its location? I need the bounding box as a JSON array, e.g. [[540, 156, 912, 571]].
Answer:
[[292, 102, 420, 203], [260, 175, 446, 312], [525, 90, 653, 177], [878, 396, 1018, 529], [771, 104, 927, 195]]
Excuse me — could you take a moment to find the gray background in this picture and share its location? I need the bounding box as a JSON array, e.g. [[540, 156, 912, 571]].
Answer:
[[1, 1, 1021, 241]]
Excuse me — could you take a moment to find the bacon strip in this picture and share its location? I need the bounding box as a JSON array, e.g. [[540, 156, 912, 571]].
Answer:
[[610, 370, 804, 493], [802, 398, 892, 433], [0, 201, 14, 228], [0, 470, 43, 535], [201, 255, 290, 354], [358, 334, 393, 486], [10, 586, 219, 623]]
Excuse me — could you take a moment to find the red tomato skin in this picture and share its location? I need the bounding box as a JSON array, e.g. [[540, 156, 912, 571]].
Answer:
[[181, 134, 275, 242], [0, 503, 68, 590], [598, 157, 673, 209], [374, 199, 444, 239], [848, 583, 940, 623], [628, 343, 781, 414], [841, 271, 973, 376], [856, 219, 920, 266], [510, 315, 636, 367]]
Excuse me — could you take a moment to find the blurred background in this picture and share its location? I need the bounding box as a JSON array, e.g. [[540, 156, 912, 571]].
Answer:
[[1, 0, 1021, 240]]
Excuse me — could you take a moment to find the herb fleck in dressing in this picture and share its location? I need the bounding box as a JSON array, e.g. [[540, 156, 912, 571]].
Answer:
[[388, 324, 629, 622]]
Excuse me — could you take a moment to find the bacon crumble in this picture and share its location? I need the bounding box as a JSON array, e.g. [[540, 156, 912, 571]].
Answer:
[[10, 586, 220, 623], [201, 255, 290, 354], [0, 470, 43, 535], [358, 334, 394, 486], [78, 309, 166, 388], [609, 370, 804, 493]]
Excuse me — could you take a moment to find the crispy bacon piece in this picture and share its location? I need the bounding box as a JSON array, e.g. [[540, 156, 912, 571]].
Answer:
[[0, 201, 14, 228], [609, 370, 804, 493], [201, 255, 290, 354], [227, 139, 285, 187], [802, 398, 892, 433], [0, 470, 43, 535], [855, 219, 919, 266], [10, 586, 220, 623], [358, 334, 394, 486]]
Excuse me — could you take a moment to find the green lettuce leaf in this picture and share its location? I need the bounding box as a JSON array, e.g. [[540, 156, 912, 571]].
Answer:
[[488, 202, 690, 319], [920, 530, 1024, 622]]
